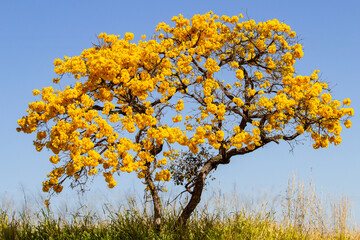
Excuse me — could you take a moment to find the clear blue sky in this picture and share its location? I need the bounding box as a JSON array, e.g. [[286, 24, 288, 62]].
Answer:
[[1, 0, 359, 221]]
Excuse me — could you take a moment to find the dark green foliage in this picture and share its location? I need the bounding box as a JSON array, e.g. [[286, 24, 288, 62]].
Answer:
[[169, 146, 215, 187]]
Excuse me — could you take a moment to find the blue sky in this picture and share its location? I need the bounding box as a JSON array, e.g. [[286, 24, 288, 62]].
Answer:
[[1, 0, 359, 221]]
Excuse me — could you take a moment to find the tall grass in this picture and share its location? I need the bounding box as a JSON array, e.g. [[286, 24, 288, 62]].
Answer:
[[0, 175, 358, 239]]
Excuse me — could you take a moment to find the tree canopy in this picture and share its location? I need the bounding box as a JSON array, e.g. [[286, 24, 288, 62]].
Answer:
[[17, 12, 353, 226]]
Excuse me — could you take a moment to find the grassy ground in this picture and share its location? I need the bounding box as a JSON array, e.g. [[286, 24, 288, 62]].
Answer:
[[1, 176, 359, 239]]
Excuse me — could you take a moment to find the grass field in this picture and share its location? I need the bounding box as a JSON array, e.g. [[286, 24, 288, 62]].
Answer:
[[1, 176, 359, 239]]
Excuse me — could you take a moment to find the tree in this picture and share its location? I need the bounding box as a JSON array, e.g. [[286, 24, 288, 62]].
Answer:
[[17, 12, 353, 229]]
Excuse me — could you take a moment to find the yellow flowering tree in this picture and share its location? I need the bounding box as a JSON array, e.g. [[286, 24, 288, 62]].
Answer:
[[17, 12, 353, 228], [17, 31, 187, 228]]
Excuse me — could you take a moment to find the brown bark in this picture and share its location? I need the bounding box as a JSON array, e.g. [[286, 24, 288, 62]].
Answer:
[[177, 154, 225, 226], [145, 172, 162, 231]]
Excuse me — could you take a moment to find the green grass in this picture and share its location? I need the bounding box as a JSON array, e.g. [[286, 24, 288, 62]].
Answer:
[[1, 176, 359, 239]]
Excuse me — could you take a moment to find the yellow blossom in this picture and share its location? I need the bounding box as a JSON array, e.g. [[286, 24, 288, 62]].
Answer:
[[124, 32, 134, 41]]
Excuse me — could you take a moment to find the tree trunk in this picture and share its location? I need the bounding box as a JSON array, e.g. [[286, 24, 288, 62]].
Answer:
[[146, 144, 164, 231], [145, 174, 162, 231], [177, 154, 225, 226]]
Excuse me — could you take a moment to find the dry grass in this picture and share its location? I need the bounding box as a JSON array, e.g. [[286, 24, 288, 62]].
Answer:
[[0, 175, 359, 239]]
